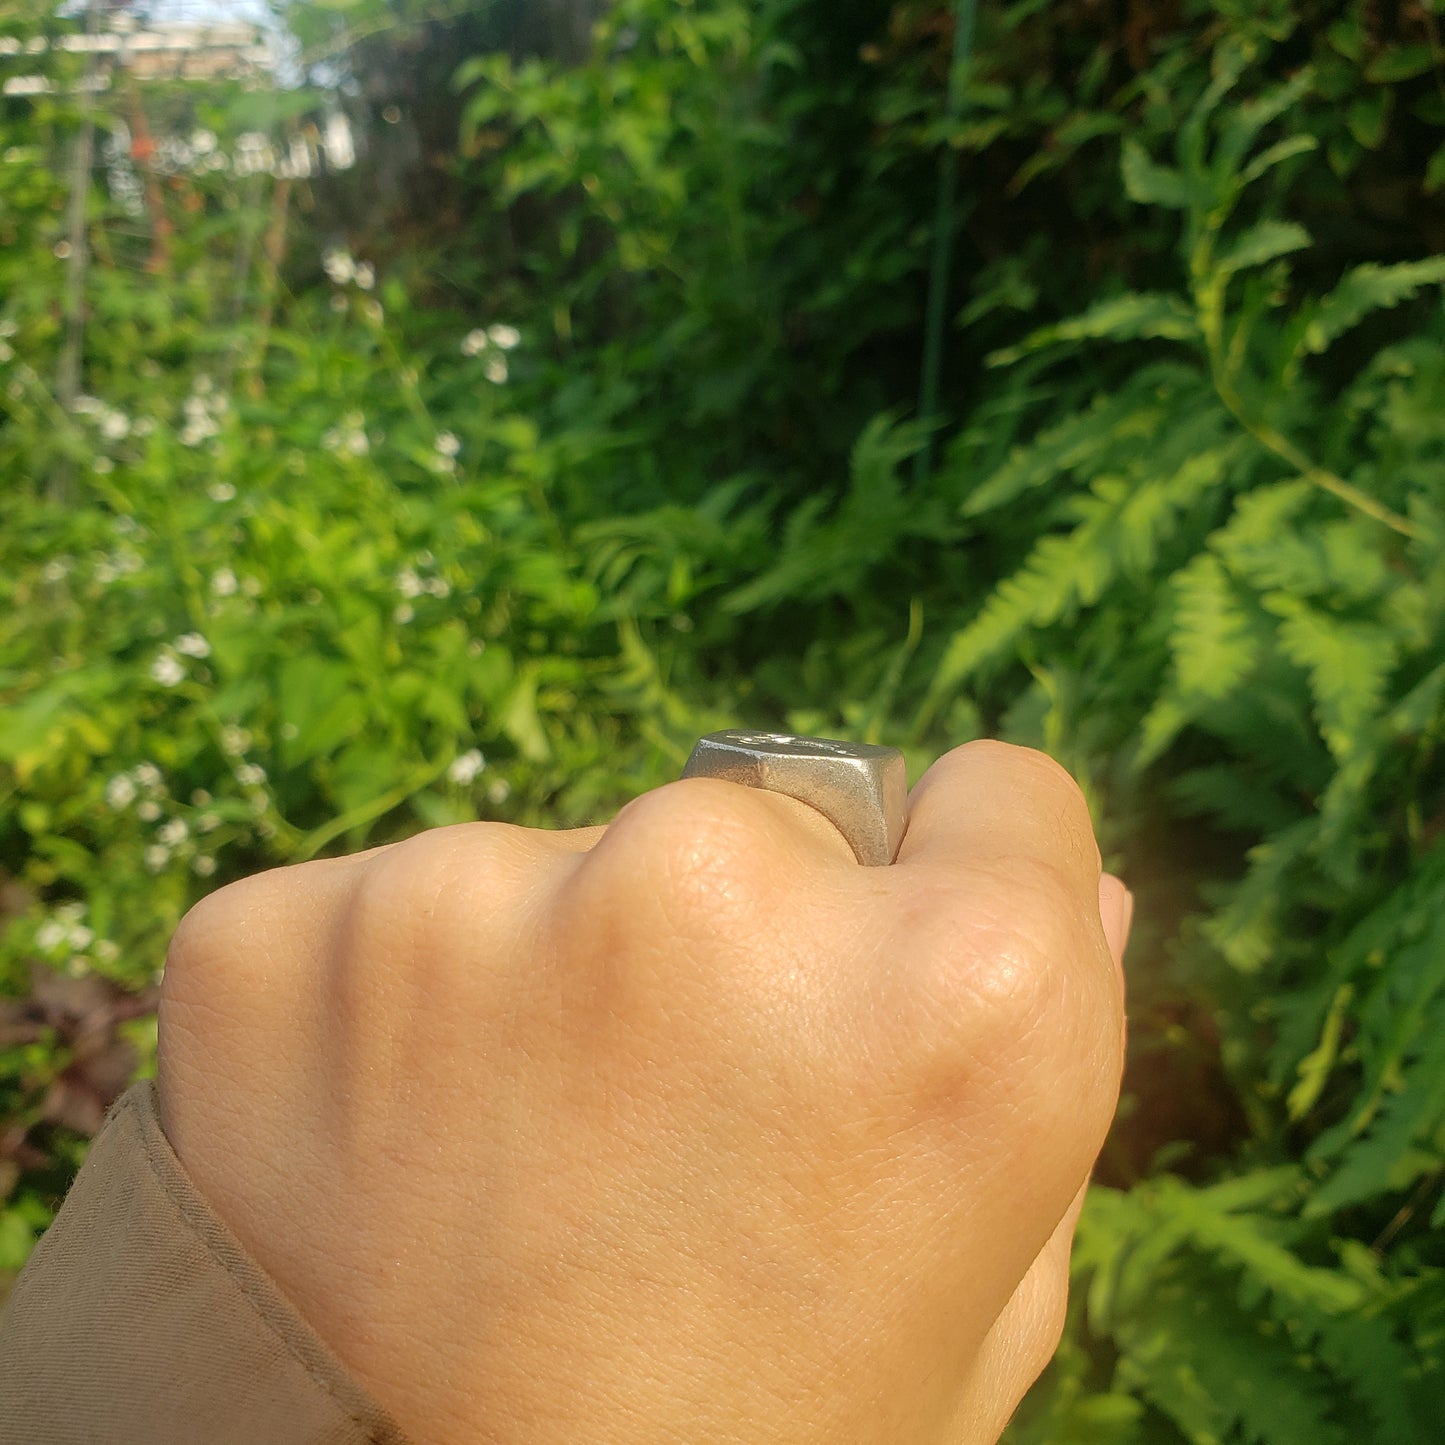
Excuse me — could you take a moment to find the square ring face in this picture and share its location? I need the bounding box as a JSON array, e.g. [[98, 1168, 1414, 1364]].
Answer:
[[682, 731, 907, 866]]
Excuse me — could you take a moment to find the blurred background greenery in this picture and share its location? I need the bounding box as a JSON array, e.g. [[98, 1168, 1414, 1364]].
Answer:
[[3, 0, 1444, 1436]]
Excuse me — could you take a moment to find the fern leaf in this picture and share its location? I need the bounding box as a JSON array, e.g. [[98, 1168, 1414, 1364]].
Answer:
[[1202, 818, 1315, 973], [1172, 553, 1260, 698], [1214, 68, 1315, 180], [1287, 984, 1355, 1121], [1308, 1313, 1438, 1444], [1266, 594, 1399, 759], [986, 291, 1199, 368], [1217, 219, 1311, 276], [928, 450, 1230, 704], [1116, 1284, 1346, 1445], [1167, 764, 1299, 832], [1121, 140, 1191, 208], [1137, 552, 1261, 763], [960, 363, 1213, 515], [1302, 257, 1445, 355], [1238, 133, 1318, 186], [1307, 1022, 1445, 1215]]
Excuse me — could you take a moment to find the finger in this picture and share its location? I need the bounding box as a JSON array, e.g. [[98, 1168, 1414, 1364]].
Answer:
[[947, 1180, 1089, 1443], [897, 741, 1101, 892]]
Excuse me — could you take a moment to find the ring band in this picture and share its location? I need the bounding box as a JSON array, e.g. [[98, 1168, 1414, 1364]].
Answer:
[[681, 730, 907, 866]]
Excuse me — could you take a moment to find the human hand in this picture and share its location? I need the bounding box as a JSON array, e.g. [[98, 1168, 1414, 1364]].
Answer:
[[158, 740, 1129, 1443]]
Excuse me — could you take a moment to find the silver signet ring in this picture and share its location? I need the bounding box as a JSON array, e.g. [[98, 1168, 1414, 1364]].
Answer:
[[681, 730, 907, 866]]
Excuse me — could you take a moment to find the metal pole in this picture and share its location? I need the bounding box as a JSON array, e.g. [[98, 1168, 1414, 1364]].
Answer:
[[913, 0, 977, 486], [52, 0, 103, 505]]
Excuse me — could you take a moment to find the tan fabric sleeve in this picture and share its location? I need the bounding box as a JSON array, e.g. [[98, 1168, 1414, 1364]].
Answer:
[[0, 1080, 408, 1445]]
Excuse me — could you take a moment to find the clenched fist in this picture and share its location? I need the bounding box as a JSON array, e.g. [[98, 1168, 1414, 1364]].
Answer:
[[158, 740, 1130, 1443]]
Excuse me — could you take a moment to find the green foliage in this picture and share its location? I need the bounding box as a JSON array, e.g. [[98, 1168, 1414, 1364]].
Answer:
[[4, 0, 1445, 1436]]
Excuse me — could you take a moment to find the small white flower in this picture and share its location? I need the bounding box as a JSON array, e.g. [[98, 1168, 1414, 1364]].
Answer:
[[0, 320, 16, 338], [484, 355, 509, 385], [221, 725, 251, 755], [461, 328, 488, 357], [71, 395, 102, 416], [191, 128, 217, 156], [394, 603, 414, 624], [36, 920, 67, 951], [144, 844, 170, 872], [486, 778, 511, 805], [236, 762, 267, 787], [193, 855, 217, 877], [330, 293, 348, 314], [425, 576, 451, 598], [322, 247, 355, 285], [211, 568, 238, 597], [191, 789, 212, 806], [68, 925, 94, 950], [133, 417, 155, 437], [137, 799, 162, 822], [54, 240, 72, 259], [157, 818, 189, 846], [133, 762, 162, 789], [0, 342, 12, 364], [41, 558, 71, 582], [435, 431, 461, 458], [197, 811, 221, 833], [100, 410, 130, 440], [93, 457, 115, 474], [354, 261, 375, 290], [94, 939, 120, 964], [395, 568, 423, 598], [173, 632, 211, 658], [487, 323, 521, 350], [248, 790, 268, 816], [151, 652, 185, 686], [448, 748, 485, 785], [207, 481, 237, 503], [105, 774, 137, 809], [361, 299, 384, 326]]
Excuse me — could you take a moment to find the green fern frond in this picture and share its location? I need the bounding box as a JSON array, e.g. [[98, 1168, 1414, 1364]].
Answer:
[[1137, 552, 1262, 764], [1216, 219, 1311, 277], [1265, 593, 1399, 759], [926, 449, 1231, 709], [1201, 818, 1316, 973], [1115, 1283, 1345, 1445], [986, 291, 1200, 368], [1301, 257, 1445, 356], [1167, 764, 1299, 833]]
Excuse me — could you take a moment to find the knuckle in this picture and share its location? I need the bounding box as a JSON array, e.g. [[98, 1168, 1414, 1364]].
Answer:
[[590, 779, 779, 931], [351, 822, 533, 965], [890, 887, 1121, 1144]]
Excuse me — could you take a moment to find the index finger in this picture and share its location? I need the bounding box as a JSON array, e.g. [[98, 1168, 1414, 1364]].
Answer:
[[896, 740, 1102, 893]]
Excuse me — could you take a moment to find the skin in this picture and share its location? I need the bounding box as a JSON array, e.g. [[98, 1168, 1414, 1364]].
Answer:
[[158, 740, 1130, 1443]]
